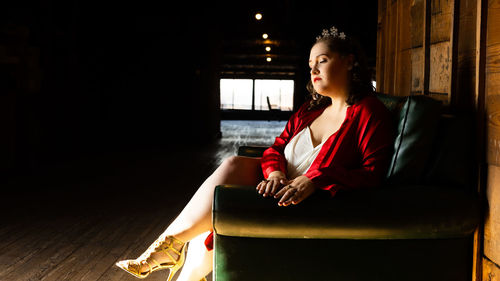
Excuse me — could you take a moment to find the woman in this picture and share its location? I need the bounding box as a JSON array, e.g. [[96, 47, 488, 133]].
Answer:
[[115, 26, 394, 281]]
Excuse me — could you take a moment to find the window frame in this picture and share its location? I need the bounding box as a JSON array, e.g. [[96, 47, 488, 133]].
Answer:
[[220, 76, 295, 112]]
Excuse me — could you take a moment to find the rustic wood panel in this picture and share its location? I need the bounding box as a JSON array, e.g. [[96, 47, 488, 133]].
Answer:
[[484, 0, 500, 275], [483, 257, 500, 281], [411, 47, 424, 93], [411, 0, 425, 48], [396, 48, 412, 95], [423, 0, 432, 95], [454, 0, 477, 112], [376, 0, 386, 92], [487, 44, 500, 73], [455, 0, 476, 110], [449, 0, 459, 107], [455, 50, 476, 109], [385, 0, 398, 94], [487, 0, 500, 47], [487, 71, 500, 93], [431, 0, 453, 43], [459, 0, 477, 52], [486, 89, 500, 166], [398, 0, 413, 51], [394, 0, 412, 96], [485, 165, 500, 265], [429, 41, 452, 93], [381, 0, 393, 93]]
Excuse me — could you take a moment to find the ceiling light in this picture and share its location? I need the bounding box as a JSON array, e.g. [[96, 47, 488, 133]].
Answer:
[[262, 33, 269, 39], [265, 46, 271, 52], [255, 13, 263, 20], [266, 57, 272, 62]]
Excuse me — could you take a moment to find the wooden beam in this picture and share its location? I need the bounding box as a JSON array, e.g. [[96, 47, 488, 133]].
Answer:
[[449, 0, 460, 107], [393, 0, 400, 96], [475, 0, 488, 186], [376, 0, 385, 92], [422, 0, 431, 96], [474, 0, 488, 279]]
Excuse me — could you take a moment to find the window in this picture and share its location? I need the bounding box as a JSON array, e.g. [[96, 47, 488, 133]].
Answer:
[[254, 79, 294, 111], [220, 79, 253, 110], [220, 79, 294, 111]]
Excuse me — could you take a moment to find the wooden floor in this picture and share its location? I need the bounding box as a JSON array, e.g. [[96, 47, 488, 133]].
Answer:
[[0, 120, 286, 281]]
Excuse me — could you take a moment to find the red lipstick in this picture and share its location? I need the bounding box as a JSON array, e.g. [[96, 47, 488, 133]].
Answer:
[[313, 77, 321, 82]]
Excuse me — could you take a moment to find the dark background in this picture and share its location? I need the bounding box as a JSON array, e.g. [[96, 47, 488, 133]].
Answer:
[[0, 0, 377, 186]]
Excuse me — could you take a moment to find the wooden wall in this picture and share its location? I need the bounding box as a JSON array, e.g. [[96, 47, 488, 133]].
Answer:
[[484, 0, 500, 280], [377, 0, 500, 280], [377, 0, 466, 104]]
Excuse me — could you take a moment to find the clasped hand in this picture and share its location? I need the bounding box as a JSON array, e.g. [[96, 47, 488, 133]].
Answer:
[[256, 171, 316, 207]]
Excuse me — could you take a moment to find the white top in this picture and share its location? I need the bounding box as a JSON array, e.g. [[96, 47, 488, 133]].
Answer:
[[284, 126, 326, 179]]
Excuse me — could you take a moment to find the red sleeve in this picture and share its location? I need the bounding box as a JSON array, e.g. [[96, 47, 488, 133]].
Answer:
[[261, 102, 310, 178], [304, 98, 395, 196]]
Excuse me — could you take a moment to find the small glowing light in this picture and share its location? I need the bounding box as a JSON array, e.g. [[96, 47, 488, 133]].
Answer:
[[265, 46, 271, 52], [266, 57, 272, 62], [255, 13, 263, 20], [372, 80, 377, 89], [262, 33, 269, 39]]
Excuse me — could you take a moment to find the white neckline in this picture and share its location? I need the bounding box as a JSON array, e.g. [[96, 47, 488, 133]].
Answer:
[[306, 126, 327, 150]]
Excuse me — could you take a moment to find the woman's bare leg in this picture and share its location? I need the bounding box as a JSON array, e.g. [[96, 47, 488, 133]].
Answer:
[[134, 156, 262, 272], [163, 155, 262, 241], [174, 231, 213, 281]]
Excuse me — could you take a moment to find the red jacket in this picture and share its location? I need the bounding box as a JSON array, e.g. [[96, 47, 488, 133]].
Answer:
[[261, 93, 395, 197], [204, 93, 395, 251]]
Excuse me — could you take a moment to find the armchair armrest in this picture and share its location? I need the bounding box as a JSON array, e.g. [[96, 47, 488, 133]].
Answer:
[[237, 146, 268, 158], [213, 184, 480, 240]]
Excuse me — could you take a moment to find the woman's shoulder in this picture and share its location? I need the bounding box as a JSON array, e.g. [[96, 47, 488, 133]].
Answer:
[[353, 93, 390, 115]]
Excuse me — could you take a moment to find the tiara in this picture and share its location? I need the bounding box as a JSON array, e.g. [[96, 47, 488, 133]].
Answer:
[[315, 26, 347, 41]]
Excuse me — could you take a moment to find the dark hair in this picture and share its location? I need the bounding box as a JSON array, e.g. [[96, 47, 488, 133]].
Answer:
[[307, 32, 374, 110]]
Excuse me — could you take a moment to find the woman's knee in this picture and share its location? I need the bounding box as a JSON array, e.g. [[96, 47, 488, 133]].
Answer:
[[221, 155, 241, 169], [219, 156, 261, 181], [220, 155, 256, 171]]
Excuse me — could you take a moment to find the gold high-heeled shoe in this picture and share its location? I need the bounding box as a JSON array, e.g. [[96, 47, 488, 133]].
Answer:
[[115, 235, 186, 280]]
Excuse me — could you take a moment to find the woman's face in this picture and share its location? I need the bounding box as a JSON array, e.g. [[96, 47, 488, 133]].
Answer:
[[308, 41, 353, 97]]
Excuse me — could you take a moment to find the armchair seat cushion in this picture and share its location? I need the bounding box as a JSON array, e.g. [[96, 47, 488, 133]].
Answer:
[[213, 184, 480, 239]]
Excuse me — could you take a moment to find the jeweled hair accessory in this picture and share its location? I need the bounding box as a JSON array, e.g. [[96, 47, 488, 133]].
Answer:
[[315, 26, 347, 41]]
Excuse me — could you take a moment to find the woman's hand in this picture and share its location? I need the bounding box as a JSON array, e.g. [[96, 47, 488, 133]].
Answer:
[[274, 175, 316, 206], [256, 171, 287, 197]]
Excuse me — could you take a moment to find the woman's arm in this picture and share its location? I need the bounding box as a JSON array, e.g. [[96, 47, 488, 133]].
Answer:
[[260, 102, 310, 178], [258, 102, 314, 197]]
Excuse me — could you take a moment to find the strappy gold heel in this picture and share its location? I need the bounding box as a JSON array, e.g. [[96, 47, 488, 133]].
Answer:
[[115, 235, 186, 280]]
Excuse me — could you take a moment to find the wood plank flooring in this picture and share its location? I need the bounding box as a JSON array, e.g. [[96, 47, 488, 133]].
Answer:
[[0, 120, 285, 281]]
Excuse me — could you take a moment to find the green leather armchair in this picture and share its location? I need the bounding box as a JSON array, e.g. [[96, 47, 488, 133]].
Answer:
[[212, 94, 480, 281]]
